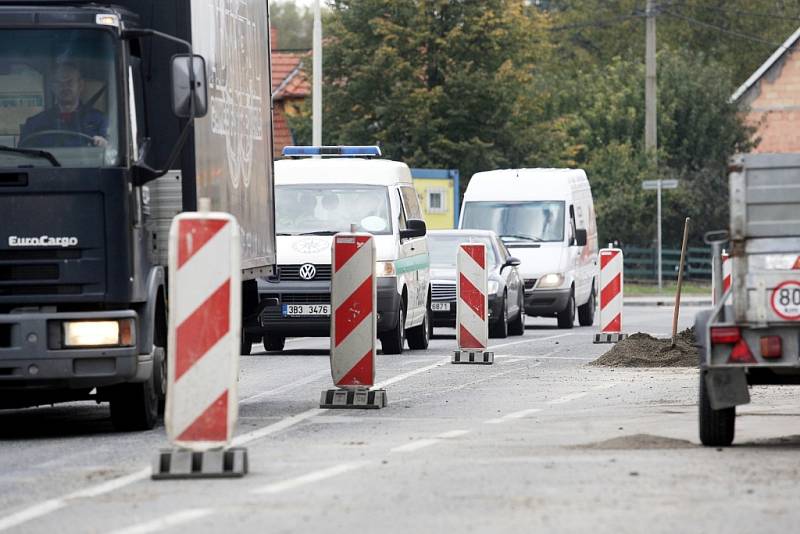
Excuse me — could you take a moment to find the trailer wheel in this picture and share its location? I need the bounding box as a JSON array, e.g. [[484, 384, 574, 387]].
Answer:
[[699, 372, 735, 447], [110, 372, 158, 432]]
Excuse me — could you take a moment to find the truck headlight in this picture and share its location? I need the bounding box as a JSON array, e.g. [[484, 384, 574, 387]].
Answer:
[[537, 273, 564, 288], [63, 319, 135, 348], [487, 280, 500, 294], [376, 261, 396, 277]]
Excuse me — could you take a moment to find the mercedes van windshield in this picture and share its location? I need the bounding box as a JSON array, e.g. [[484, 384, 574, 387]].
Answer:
[[461, 201, 565, 243]]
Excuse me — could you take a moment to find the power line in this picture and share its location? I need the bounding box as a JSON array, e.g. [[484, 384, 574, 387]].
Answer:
[[660, 9, 788, 49]]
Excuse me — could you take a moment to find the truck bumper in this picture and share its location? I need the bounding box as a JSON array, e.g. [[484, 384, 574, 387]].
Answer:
[[0, 310, 144, 393], [255, 277, 402, 337], [524, 288, 571, 316]]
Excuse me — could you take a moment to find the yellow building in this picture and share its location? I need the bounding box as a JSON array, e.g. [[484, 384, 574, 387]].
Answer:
[[410, 169, 460, 230]]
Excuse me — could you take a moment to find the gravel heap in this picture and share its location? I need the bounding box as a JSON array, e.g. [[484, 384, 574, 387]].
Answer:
[[590, 327, 697, 367]]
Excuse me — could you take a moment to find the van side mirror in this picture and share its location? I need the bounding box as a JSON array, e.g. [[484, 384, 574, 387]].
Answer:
[[400, 219, 426, 239], [574, 229, 587, 247], [501, 256, 521, 273], [171, 54, 208, 118]]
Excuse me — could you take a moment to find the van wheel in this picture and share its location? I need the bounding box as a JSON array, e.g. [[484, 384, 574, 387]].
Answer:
[[407, 301, 430, 350], [556, 291, 575, 329], [381, 304, 405, 355], [490, 295, 509, 338], [578, 286, 596, 326], [508, 294, 525, 336], [263, 334, 286, 352], [110, 371, 159, 432], [241, 331, 253, 356], [699, 372, 735, 446]]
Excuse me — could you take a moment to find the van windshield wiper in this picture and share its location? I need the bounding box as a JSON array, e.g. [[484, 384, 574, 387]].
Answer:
[[0, 145, 61, 167], [499, 234, 542, 242], [297, 230, 337, 236]]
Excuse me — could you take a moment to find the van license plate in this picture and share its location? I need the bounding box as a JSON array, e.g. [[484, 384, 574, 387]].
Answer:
[[431, 302, 451, 311], [282, 304, 331, 316]]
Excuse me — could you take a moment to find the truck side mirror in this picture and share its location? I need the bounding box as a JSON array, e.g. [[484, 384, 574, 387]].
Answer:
[[400, 219, 426, 240], [171, 54, 208, 119], [574, 229, 587, 247]]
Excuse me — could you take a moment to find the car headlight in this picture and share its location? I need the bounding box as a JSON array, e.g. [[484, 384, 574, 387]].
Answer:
[[376, 261, 396, 277], [537, 273, 565, 288], [63, 319, 135, 348], [487, 280, 500, 294]]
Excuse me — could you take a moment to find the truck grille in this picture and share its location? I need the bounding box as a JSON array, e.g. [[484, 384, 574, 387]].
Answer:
[[0, 284, 81, 296], [432, 283, 456, 301], [0, 264, 59, 281], [279, 264, 332, 281]]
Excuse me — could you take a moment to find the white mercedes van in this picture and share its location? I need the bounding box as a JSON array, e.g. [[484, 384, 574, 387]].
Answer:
[[249, 146, 431, 354], [459, 168, 599, 328]]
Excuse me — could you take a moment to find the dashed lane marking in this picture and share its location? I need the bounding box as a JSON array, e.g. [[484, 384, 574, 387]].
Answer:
[[108, 509, 214, 534], [251, 462, 370, 495], [391, 429, 472, 453], [484, 408, 543, 425]]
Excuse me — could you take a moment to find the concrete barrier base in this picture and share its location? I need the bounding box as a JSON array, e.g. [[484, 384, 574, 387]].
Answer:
[[320, 388, 387, 409], [594, 333, 627, 344], [452, 350, 494, 364], [152, 447, 248, 479]]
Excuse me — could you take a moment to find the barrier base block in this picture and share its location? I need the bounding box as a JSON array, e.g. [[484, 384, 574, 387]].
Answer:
[[594, 332, 627, 344], [452, 350, 494, 364], [151, 447, 248, 480], [320, 388, 387, 409]]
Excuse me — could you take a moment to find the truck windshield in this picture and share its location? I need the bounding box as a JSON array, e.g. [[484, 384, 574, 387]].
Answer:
[[0, 30, 120, 168], [461, 201, 566, 243], [276, 184, 393, 235]]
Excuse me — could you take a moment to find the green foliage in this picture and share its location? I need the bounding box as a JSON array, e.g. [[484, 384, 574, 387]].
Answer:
[[271, 1, 315, 50]]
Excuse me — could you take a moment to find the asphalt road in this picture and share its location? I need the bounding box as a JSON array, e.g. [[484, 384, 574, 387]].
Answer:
[[1, 307, 799, 534]]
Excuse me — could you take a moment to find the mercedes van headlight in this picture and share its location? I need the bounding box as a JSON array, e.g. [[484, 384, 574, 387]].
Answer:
[[376, 261, 396, 277], [537, 273, 564, 288]]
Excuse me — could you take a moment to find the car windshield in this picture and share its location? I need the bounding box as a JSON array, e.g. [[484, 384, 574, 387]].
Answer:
[[461, 201, 566, 243], [275, 184, 393, 235], [427, 234, 498, 268], [0, 30, 120, 168]]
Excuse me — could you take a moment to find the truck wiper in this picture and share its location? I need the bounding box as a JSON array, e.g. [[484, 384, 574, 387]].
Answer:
[[0, 145, 61, 167], [500, 234, 542, 242]]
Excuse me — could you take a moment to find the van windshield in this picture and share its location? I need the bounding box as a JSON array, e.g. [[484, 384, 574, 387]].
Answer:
[[427, 234, 498, 268], [461, 201, 566, 243], [275, 184, 393, 235]]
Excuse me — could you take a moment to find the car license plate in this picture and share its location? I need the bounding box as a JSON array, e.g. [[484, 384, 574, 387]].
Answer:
[[282, 304, 331, 316], [431, 302, 451, 312]]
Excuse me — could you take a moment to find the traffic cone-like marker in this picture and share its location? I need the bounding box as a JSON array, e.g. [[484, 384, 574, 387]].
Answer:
[[320, 233, 387, 409], [153, 200, 247, 479], [453, 243, 493, 364], [712, 250, 732, 304], [594, 248, 627, 344]]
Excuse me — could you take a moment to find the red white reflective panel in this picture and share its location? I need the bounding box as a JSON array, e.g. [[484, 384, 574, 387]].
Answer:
[[710, 326, 740, 345], [760, 336, 783, 359]]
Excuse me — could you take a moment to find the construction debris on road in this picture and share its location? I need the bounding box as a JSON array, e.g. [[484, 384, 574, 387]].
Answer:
[[590, 328, 697, 368]]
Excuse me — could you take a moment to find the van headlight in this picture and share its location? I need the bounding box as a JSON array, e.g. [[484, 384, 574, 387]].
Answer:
[[487, 280, 500, 294], [537, 273, 565, 288], [376, 261, 396, 277]]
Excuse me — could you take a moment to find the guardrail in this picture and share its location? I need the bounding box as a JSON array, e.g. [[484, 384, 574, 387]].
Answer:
[[622, 246, 711, 281]]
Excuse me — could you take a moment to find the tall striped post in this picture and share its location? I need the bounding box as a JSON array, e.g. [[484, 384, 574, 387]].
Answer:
[[453, 243, 493, 364], [594, 248, 626, 344], [713, 251, 732, 304], [320, 233, 386, 409], [154, 205, 247, 479]]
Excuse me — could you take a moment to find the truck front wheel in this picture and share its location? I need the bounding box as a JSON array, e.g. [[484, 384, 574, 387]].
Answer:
[[699, 372, 735, 446], [110, 370, 158, 432]]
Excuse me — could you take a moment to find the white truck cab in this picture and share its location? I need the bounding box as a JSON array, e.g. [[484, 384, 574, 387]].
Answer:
[[250, 146, 431, 354], [459, 168, 599, 328]]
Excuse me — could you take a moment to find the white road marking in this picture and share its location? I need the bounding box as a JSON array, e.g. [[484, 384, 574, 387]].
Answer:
[[437, 429, 471, 439], [391, 439, 441, 453], [547, 391, 589, 405], [489, 333, 573, 350], [252, 462, 369, 495], [484, 408, 542, 425], [240, 370, 330, 404], [231, 408, 325, 447], [373, 358, 450, 389], [108, 509, 214, 534]]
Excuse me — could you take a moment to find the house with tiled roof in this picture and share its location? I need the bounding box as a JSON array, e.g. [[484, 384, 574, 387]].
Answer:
[[732, 27, 800, 153], [271, 30, 311, 158]]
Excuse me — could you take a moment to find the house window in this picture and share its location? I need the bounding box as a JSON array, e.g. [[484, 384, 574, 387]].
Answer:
[[427, 188, 447, 213]]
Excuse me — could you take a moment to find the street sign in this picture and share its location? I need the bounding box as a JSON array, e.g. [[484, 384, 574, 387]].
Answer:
[[642, 179, 679, 190]]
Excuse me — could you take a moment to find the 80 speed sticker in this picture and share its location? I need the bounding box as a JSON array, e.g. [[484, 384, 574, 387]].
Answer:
[[771, 281, 800, 320]]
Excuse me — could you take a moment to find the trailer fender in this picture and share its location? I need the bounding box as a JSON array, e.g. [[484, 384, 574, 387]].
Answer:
[[704, 369, 750, 410]]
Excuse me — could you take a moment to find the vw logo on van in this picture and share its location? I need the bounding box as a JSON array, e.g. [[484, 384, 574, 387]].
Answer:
[[299, 263, 317, 280]]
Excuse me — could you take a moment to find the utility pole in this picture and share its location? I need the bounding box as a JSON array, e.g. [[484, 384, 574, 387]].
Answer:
[[312, 0, 322, 146], [645, 0, 661, 290]]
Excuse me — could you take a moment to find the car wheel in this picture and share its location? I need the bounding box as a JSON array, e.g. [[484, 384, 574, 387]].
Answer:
[[556, 290, 575, 329], [578, 285, 596, 326], [490, 294, 508, 338], [381, 303, 405, 355], [263, 334, 286, 352], [407, 300, 430, 350], [508, 294, 525, 336], [241, 330, 253, 356]]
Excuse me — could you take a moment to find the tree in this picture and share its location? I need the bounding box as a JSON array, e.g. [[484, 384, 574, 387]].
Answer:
[[271, 1, 315, 50]]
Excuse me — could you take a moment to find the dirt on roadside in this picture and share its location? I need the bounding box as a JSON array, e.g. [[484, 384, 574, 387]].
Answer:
[[590, 328, 697, 368]]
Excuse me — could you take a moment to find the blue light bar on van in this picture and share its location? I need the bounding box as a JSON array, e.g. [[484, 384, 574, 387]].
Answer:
[[282, 146, 382, 158]]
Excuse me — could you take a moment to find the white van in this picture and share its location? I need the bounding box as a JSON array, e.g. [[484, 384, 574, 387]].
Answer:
[[459, 168, 599, 328], [250, 146, 431, 354]]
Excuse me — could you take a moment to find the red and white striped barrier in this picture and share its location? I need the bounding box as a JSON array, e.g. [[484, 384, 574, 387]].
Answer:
[[713, 251, 732, 304], [321, 233, 386, 408], [454, 243, 493, 364], [155, 206, 247, 479], [594, 248, 626, 343]]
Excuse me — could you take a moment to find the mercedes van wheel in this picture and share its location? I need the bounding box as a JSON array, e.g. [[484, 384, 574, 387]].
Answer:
[[407, 302, 430, 350], [263, 334, 286, 352], [556, 291, 575, 329], [381, 304, 405, 355], [578, 286, 596, 326]]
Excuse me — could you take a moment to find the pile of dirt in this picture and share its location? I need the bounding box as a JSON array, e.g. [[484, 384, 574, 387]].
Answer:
[[576, 433, 695, 450], [590, 327, 697, 367]]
